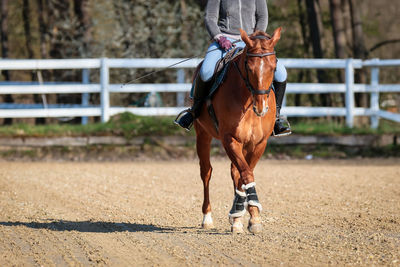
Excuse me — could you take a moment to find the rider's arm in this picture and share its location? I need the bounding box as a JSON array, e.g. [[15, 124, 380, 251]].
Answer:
[[255, 0, 268, 32], [204, 0, 222, 41]]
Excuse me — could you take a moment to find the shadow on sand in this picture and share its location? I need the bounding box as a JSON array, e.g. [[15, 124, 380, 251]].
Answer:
[[0, 220, 230, 235], [0, 220, 175, 233]]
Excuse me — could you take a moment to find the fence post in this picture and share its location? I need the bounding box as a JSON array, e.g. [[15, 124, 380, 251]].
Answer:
[[370, 58, 380, 129], [176, 69, 185, 107], [345, 58, 355, 128], [81, 69, 90, 125], [100, 58, 110, 123]]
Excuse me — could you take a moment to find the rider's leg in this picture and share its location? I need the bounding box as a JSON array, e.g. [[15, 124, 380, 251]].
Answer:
[[273, 60, 292, 136], [176, 38, 245, 130], [175, 75, 209, 130], [175, 42, 221, 130]]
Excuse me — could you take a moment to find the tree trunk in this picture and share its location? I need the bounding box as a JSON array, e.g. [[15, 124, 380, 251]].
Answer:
[[348, 0, 369, 118], [348, 0, 368, 63], [341, 0, 353, 51], [23, 0, 34, 59], [35, 0, 53, 123], [305, 0, 324, 59], [74, 0, 92, 123], [328, 0, 348, 113], [329, 0, 347, 59], [74, 0, 92, 57], [297, 0, 314, 106], [1, 0, 13, 125], [36, 0, 48, 59], [180, 0, 189, 53], [23, 0, 44, 124], [195, 0, 207, 9], [305, 0, 331, 107]]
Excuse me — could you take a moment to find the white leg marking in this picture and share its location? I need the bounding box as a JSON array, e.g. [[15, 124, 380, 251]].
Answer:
[[202, 212, 214, 229]]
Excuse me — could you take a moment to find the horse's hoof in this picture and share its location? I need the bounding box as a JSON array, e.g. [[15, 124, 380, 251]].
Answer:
[[202, 213, 214, 229], [230, 217, 244, 234], [248, 223, 262, 234], [231, 225, 244, 234], [201, 222, 214, 229]]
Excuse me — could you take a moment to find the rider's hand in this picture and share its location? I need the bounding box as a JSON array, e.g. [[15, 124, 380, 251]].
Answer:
[[217, 36, 232, 51]]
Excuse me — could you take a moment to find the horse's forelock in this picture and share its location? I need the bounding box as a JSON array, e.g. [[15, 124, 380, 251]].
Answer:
[[248, 31, 274, 51], [250, 31, 271, 40]]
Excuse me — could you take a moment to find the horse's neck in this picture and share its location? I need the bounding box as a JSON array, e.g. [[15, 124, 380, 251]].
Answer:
[[229, 56, 253, 106]]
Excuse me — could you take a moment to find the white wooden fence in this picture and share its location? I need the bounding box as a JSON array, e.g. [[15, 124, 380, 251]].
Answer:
[[0, 58, 399, 128]]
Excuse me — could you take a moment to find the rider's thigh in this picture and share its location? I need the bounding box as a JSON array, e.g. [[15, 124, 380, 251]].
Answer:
[[274, 60, 287, 82], [200, 42, 223, 82]]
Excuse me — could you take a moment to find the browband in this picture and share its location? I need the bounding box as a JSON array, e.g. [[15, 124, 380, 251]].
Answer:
[[246, 51, 276, 57]]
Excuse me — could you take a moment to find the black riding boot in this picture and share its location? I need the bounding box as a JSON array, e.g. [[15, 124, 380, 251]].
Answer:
[[175, 77, 208, 131], [273, 81, 292, 136]]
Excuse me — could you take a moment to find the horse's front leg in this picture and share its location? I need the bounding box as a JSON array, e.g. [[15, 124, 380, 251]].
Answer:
[[223, 135, 263, 233], [229, 163, 246, 233], [243, 140, 268, 233], [195, 123, 214, 229]]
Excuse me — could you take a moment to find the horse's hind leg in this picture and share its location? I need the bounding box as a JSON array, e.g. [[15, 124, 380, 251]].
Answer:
[[195, 123, 214, 229]]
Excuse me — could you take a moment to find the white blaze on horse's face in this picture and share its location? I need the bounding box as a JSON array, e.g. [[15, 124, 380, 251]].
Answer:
[[250, 57, 275, 117], [239, 28, 281, 118]]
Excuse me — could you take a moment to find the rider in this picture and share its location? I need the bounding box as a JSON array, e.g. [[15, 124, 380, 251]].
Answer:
[[175, 0, 291, 136]]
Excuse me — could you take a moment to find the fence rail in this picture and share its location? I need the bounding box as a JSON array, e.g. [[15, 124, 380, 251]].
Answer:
[[0, 58, 399, 128]]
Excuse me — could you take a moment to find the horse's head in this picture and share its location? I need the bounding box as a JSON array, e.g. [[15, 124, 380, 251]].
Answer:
[[239, 27, 281, 117]]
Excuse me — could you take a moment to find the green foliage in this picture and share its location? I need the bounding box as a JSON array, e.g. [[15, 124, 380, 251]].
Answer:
[[292, 119, 400, 135], [106, 112, 190, 139], [0, 113, 192, 138]]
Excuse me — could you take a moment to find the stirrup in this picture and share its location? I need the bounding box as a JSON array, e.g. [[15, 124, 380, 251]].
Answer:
[[174, 108, 193, 131], [272, 117, 292, 137]]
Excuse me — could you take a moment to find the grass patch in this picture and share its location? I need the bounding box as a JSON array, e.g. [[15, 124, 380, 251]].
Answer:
[[0, 113, 192, 139], [291, 119, 400, 135], [0, 112, 399, 138], [265, 144, 400, 159]]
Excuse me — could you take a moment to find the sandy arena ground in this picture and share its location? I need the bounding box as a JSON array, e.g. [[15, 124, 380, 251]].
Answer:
[[0, 159, 399, 266]]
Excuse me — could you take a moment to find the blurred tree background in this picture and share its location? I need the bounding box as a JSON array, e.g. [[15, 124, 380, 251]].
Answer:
[[0, 0, 399, 125]]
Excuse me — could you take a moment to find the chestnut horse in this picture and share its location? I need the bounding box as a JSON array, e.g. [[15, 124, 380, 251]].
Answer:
[[194, 28, 281, 234]]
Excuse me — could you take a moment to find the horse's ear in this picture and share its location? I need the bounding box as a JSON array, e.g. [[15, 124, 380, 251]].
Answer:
[[270, 27, 282, 47], [240, 29, 252, 47]]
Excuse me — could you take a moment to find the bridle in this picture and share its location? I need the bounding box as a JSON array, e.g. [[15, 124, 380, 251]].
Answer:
[[234, 36, 276, 97]]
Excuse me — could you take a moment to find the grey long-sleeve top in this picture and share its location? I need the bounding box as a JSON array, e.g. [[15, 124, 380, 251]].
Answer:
[[205, 0, 268, 40]]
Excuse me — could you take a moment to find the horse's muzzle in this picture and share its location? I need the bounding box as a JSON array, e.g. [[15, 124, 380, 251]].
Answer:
[[253, 105, 269, 117], [253, 98, 269, 117]]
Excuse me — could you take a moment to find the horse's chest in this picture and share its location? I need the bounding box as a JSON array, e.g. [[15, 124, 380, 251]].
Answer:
[[236, 119, 265, 144]]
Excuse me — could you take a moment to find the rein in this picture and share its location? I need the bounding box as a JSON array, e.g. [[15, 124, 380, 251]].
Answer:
[[122, 40, 242, 87]]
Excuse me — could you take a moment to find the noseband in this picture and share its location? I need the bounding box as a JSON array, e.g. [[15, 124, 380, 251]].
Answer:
[[234, 36, 276, 96]]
